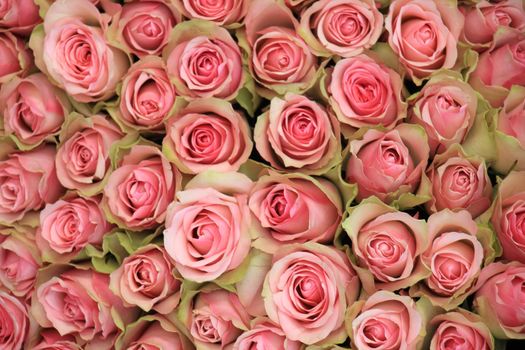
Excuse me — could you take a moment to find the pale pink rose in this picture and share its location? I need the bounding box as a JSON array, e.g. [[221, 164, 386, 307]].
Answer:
[[0, 32, 32, 83], [426, 146, 492, 218], [346, 124, 429, 203], [189, 289, 250, 349], [112, 0, 179, 57], [299, 0, 383, 57], [430, 311, 494, 350], [36, 195, 111, 262], [174, 0, 248, 25], [33, 330, 83, 350], [0, 291, 29, 350], [385, 0, 463, 80], [254, 94, 341, 173], [329, 55, 405, 130], [0, 145, 64, 224], [233, 319, 303, 350], [0, 73, 71, 147], [103, 145, 181, 230], [351, 291, 424, 350], [248, 171, 342, 252], [110, 245, 181, 314], [263, 243, 360, 344], [473, 262, 525, 339], [497, 85, 525, 148], [34, 0, 130, 102], [163, 171, 252, 283], [163, 98, 252, 174], [55, 114, 123, 196], [342, 198, 429, 293], [0, 0, 41, 35], [164, 20, 243, 100]]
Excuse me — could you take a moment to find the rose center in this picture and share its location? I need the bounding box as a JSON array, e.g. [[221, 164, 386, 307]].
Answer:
[[140, 18, 163, 38], [495, 9, 512, 26]]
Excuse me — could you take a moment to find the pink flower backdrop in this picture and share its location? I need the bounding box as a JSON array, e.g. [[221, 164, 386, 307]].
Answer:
[[0, 0, 525, 349]]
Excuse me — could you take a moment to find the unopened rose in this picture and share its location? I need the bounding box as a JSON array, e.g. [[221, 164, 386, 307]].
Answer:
[[0, 0, 41, 35], [173, 0, 248, 25], [0, 32, 32, 83], [0, 290, 29, 350], [233, 319, 303, 350]]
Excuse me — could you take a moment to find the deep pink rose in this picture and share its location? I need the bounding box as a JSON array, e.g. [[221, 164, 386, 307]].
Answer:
[[173, 0, 248, 25], [0, 32, 32, 83], [0, 291, 29, 350], [0, 0, 41, 35], [430, 311, 493, 350], [233, 319, 303, 350]]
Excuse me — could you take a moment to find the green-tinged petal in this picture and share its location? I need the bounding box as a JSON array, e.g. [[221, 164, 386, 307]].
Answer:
[[184, 170, 253, 195], [85, 229, 130, 274], [476, 224, 502, 265], [214, 250, 252, 289], [462, 94, 497, 163], [235, 249, 271, 317], [238, 159, 269, 182], [369, 42, 404, 74], [236, 70, 261, 117]]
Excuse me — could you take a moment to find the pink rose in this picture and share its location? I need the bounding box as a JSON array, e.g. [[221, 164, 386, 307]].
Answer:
[[163, 98, 253, 174], [426, 146, 492, 218], [0, 73, 71, 148], [350, 291, 424, 350], [0, 0, 41, 35], [164, 20, 244, 100], [254, 93, 341, 174], [0, 32, 32, 83], [117, 56, 175, 131], [328, 55, 405, 131], [36, 195, 111, 263], [343, 198, 429, 293], [0, 291, 29, 350], [346, 124, 429, 204], [33, 330, 83, 350], [233, 319, 303, 350], [0, 145, 63, 224], [111, 0, 180, 57], [385, 0, 463, 80], [473, 262, 525, 339], [103, 144, 181, 230], [164, 171, 252, 282], [32, 0, 130, 102], [299, 0, 383, 57], [248, 171, 343, 252], [173, 0, 248, 25], [55, 114, 123, 196], [110, 245, 181, 314], [263, 243, 360, 344]]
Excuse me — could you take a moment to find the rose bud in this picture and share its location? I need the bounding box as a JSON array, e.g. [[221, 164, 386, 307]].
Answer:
[[343, 198, 429, 293], [172, 0, 248, 26], [299, 0, 383, 58], [55, 114, 123, 196], [473, 262, 525, 339], [233, 319, 303, 350], [33, 330, 83, 350], [263, 243, 360, 345], [0, 0, 41, 36], [163, 98, 252, 174], [329, 54, 406, 132], [429, 310, 494, 350], [346, 124, 429, 204], [163, 20, 244, 101], [103, 144, 181, 231], [385, 0, 463, 81], [0, 291, 29, 350], [248, 171, 343, 253], [426, 145, 492, 218], [164, 171, 253, 283], [110, 245, 181, 314], [350, 291, 424, 350], [254, 94, 341, 174], [0, 73, 72, 149], [30, 0, 130, 102], [0, 32, 32, 83], [0, 145, 64, 224]]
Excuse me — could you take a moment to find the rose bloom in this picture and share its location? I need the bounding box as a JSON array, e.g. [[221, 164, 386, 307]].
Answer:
[[55, 114, 123, 196], [329, 55, 405, 131], [188, 289, 250, 349], [473, 262, 525, 339], [33, 330, 83, 350], [0, 145, 63, 224], [430, 310, 494, 350], [343, 198, 429, 293], [103, 145, 181, 230], [112, 0, 180, 57], [248, 171, 343, 252], [0, 0, 41, 35], [36, 195, 111, 263], [173, 0, 248, 25], [0, 32, 32, 83], [0, 73, 71, 148], [164, 20, 243, 100], [409, 72, 478, 155], [163, 171, 252, 283], [110, 245, 181, 314], [117, 56, 175, 131], [254, 94, 341, 174], [346, 124, 429, 203], [233, 319, 303, 350], [299, 0, 383, 57], [0, 290, 29, 350], [426, 145, 492, 218], [263, 243, 360, 344], [385, 0, 462, 80], [163, 98, 252, 174], [33, 0, 129, 102]]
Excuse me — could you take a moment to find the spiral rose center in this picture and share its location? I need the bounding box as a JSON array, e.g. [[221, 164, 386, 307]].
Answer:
[[140, 18, 163, 38], [495, 9, 512, 26], [362, 318, 400, 349]]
